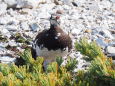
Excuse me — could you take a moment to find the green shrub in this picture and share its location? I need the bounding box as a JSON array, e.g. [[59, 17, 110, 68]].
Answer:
[[0, 38, 114, 86]]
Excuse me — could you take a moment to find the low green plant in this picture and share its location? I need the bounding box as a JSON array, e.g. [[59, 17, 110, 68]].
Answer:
[[0, 38, 114, 86], [75, 38, 104, 61], [75, 38, 115, 86]]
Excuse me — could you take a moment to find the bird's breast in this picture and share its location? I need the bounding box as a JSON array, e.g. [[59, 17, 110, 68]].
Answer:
[[35, 45, 69, 61]]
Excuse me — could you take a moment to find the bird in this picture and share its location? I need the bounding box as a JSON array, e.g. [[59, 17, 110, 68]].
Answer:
[[31, 14, 72, 67]]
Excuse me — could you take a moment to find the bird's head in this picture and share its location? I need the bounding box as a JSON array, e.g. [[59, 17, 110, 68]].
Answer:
[[50, 14, 61, 27]]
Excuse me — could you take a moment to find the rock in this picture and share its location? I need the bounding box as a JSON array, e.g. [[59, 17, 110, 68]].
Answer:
[[20, 22, 30, 31], [4, 0, 39, 9], [88, 2, 99, 12], [99, 29, 114, 39], [6, 25, 18, 31], [72, 2, 78, 7], [0, 2, 7, 15], [104, 38, 111, 43], [109, 0, 115, 3], [99, 0, 112, 10], [16, 0, 39, 9], [0, 56, 16, 63], [111, 4, 115, 11], [84, 29, 92, 33], [108, 42, 115, 46], [0, 28, 11, 38], [8, 40, 17, 47], [71, 29, 81, 36], [62, 0, 73, 5], [24, 32, 35, 38], [4, 0, 17, 8], [56, 10, 63, 14], [96, 38, 108, 48], [30, 23, 39, 32], [0, 17, 8, 25], [109, 29, 115, 34], [19, 8, 32, 14], [7, 19, 19, 25], [106, 46, 115, 54], [54, 0, 60, 5], [37, 11, 51, 19], [1, 28, 9, 34]]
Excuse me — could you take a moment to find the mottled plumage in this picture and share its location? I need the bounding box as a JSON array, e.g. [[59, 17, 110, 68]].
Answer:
[[31, 14, 72, 65]]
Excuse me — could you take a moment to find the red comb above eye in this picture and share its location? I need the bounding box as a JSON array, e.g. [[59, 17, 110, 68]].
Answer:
[[56, 16, 60, 19]]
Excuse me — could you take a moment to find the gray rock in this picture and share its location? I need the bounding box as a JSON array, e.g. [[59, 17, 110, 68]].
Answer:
[[62, 0, 72, 4], [30, 23, 39, 32], [96, 38, 108, 48], [6, 25, 18, 31], [16, 0, 39, 9], [99, 29, 114, 39], [109, 0, 115, 3]]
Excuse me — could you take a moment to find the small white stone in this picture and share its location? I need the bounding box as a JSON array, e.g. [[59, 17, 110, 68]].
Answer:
[[2, 28, 9, 34], [8, 40, 17, 46], [4, 0, 17, 8], [0, 56, 16, 63], [38, 12, 51, 19], [0, 3, 7, 15], [99, 0, 112, 10], [71, 28, 81, 36], [20, 22, 30, 31], [0, 17, 8, 25], [106, 46, 115, 54]]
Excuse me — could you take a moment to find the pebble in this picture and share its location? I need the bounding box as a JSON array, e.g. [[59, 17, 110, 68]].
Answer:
[[106, 46, 115, 54], [109, 0, 115, 3], [56, 10, 63, 14], [4, 0, 17, 8], [30, 23, 39, 32], [0, 2, 7, 15], [20, 22, 30, 31], [71, 29, 82, 36], [99, 29, 114, 39], [84, 29, 92, 33], [0, 56, 16, 63], [16, 0, 39, 9], [8, 40, 17, 47], [96, 38, 108, 48], [6, 25, 18, 31]]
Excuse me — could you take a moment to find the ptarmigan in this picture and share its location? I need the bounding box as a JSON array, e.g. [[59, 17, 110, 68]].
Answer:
[[31, 14, 72, 66]]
